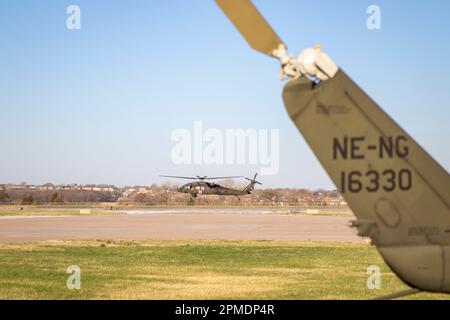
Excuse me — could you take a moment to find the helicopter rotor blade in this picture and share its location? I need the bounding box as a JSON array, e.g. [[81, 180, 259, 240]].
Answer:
[[160, 175, 244, 181], [204, 176, 244, 180], [215, 0, 284, 57], [159, 175, 199, 180]]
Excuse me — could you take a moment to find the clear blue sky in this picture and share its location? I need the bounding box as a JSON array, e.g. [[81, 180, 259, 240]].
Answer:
[[1, 0, 449, 188]]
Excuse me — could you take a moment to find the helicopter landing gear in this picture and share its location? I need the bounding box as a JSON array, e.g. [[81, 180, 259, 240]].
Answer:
[[188, 194, 197, 206]]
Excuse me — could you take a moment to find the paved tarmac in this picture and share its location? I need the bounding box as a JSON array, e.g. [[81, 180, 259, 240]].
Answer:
[[0, 208, 363, 243]]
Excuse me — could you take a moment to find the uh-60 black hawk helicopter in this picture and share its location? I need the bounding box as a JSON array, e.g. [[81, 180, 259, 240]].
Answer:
[[160, 174, 261, 200]]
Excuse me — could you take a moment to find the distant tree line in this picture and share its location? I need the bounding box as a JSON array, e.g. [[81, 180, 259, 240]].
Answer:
[[1, 189, 119, 205], [122, 187, 342, 207], [0, 184, 343, 207]]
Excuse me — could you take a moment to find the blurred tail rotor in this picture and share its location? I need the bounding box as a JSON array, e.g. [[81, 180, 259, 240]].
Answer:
[[215, 0, 338, 81]]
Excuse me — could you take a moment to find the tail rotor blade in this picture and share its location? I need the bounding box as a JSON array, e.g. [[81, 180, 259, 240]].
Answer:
[[215, 0, 284, 57], [245, 173, 262, 185]]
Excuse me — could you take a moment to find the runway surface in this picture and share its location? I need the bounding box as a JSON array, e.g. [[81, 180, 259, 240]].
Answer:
[[0, 208, 363, 243]]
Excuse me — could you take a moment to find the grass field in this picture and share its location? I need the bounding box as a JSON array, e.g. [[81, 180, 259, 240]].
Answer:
[[0, 208, 125, 216], [272, 210, 352, 217], [0, 205, 351, 217], [0, 240, 448, 300]]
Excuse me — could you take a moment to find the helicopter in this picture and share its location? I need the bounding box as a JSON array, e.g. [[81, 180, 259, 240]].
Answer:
[[215, 0, 450, 299], [160, 174, 262, 199]]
